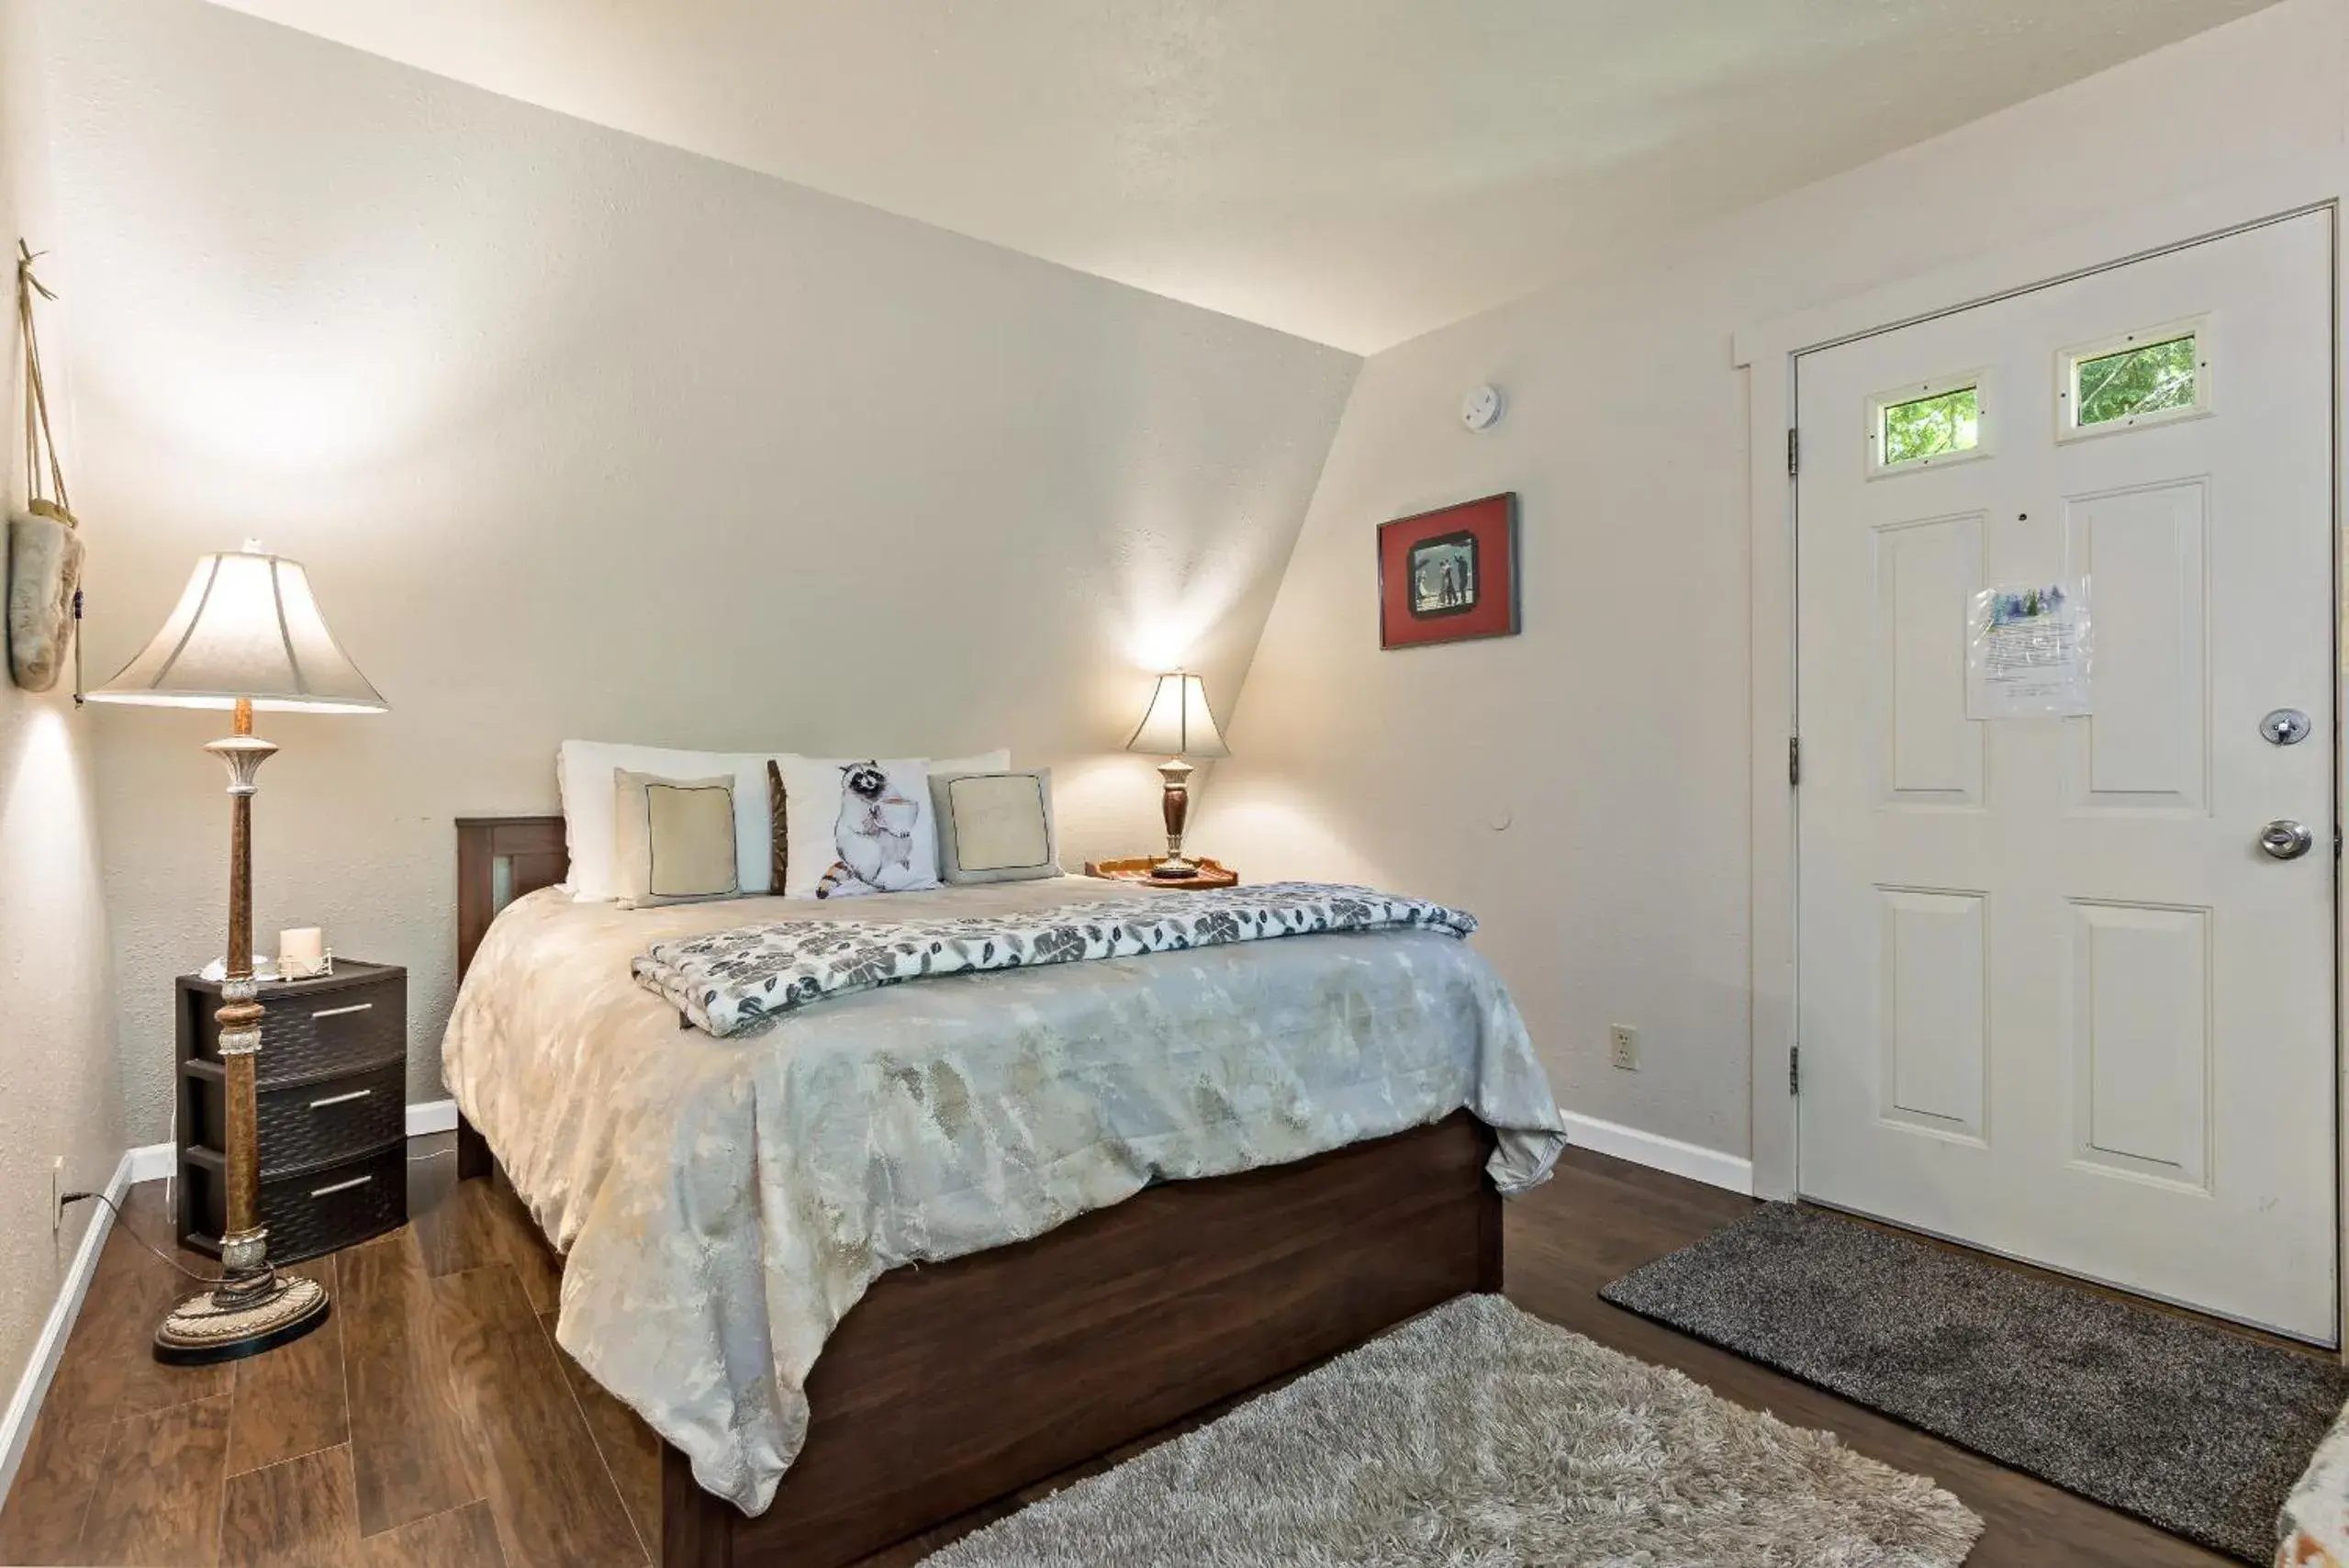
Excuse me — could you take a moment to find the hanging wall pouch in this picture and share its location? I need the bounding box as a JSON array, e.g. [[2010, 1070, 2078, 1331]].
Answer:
[[7, 240, 81, 695]]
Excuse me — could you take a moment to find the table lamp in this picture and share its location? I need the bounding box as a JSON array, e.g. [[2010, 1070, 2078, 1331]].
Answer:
[[87, 542, 386, 1362], [1124, 670, 1229, 879]]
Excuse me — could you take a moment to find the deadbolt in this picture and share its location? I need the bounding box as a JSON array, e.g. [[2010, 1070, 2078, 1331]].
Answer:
[[2261, 709, 2313, 745], [2260, 820, 2315, 860]]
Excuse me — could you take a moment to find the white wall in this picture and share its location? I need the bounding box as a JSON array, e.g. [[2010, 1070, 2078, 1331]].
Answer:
[[0, 0, 124, 1442], [38, 0, 1358, 1139], [1196, 0, 2349, 1159]]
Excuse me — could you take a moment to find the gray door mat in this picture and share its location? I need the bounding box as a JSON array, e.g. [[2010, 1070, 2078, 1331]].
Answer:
[[1600, 1202, 2348, 1563]]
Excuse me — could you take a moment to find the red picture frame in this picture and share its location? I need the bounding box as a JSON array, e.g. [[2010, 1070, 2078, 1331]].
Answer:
[[1377, 493, 1519, 649]]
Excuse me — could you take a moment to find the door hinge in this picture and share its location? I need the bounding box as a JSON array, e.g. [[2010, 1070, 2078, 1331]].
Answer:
[[1786, 428, 1800, 477], [1789, 1044, 1801, 1096], [1788, 735, 1801, 787]]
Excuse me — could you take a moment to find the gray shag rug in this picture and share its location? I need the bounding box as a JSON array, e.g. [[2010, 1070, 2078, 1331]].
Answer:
[[1601, 1204, 2349, 1564], [922, 1294, 1982, 1567]]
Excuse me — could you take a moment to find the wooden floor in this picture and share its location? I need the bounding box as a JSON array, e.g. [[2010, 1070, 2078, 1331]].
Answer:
[[0, 1137, 2256, 1567]]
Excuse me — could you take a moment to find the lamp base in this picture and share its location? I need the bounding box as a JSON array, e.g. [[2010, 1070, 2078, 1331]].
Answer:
[[153, 1268, 330, 1366], [1150, 857, 1202, 879]]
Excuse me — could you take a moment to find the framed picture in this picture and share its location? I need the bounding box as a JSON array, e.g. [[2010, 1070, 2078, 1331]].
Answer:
[[1377, 492, 1519, 649]]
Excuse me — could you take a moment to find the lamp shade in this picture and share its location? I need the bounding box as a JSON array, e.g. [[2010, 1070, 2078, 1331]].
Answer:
[[1125, 671, 1228, 759], [85, 546, 386, 713]]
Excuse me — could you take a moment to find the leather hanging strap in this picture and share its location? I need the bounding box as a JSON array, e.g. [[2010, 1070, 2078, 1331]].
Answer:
[[17, 239, 71, 523]]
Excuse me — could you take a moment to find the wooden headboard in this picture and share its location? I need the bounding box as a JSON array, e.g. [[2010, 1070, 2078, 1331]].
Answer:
[[455, 815, 568, 980]]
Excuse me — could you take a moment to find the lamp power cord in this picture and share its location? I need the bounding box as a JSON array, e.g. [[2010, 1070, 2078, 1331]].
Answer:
[[59, 1189, 229, 1286]]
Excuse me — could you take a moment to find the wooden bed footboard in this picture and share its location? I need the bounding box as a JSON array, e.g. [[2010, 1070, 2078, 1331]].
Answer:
[[453, 815, 1504, 1568]]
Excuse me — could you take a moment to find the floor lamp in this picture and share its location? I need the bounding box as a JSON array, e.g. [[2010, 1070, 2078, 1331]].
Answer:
[[87, 543, 386, 1363]]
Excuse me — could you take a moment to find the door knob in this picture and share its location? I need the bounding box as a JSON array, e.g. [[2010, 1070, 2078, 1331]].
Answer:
[[2260, 820, 2314, 860]]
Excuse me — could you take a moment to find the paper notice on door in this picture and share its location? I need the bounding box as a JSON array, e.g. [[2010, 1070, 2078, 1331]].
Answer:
[[1967, 579, 2091, 719]]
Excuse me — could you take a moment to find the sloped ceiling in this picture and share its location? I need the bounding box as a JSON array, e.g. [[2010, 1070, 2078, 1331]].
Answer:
[[202, 0, 2280, 351]]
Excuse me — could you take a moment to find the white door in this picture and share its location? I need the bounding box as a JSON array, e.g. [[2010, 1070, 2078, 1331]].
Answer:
[[1795, 211, 2337, 1343]]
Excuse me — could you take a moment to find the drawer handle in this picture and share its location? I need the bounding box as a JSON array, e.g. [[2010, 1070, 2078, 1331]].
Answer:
[[309, 1175, 373, 1198], [308, 1089, 373, 1110], [311, 1002, 374, 1020]]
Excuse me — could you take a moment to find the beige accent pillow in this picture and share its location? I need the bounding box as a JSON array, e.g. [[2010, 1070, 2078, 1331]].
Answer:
[[613, 769, 741, 907], [931, 768, 1061, 884]]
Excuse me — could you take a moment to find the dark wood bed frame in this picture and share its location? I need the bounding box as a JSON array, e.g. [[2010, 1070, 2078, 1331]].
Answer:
[[454, 815, 1502, 1568]]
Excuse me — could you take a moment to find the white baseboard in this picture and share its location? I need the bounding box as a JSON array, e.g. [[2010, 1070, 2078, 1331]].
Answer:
[[0, 1147, 134, 1510], [1560, 1109, 1753, 1195], [407, 1098, 457, 1136], [124, 1141, 174, 1184]]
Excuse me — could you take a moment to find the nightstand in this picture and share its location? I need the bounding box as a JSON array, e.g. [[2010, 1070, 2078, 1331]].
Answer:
[[1083, 857, 1238, 890], [174, 959, 408, 1264]]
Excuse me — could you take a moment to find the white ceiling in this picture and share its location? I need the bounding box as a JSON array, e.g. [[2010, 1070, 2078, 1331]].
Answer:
[[202, 0, 2279, 353]]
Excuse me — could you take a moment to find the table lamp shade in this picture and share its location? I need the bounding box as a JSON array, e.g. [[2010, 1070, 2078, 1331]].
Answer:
[[85, 547, 386, 712], [1126, 672, 1228, 759]]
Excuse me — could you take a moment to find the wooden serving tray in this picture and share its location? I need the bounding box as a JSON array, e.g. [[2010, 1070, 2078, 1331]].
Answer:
[[1082, 857, 1238, 890]]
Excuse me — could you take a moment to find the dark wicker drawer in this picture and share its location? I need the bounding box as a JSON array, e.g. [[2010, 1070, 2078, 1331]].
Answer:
[[259, 1142, 408, 1264], [177, 1138, 408, 1265], [178, 962, 405, 1086], [256, 982, 403, 1083], [255, 1058, 405, 1178]]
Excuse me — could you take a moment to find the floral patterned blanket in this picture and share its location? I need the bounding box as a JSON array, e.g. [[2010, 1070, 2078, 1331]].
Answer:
[[634, 882, 1480, 1036]]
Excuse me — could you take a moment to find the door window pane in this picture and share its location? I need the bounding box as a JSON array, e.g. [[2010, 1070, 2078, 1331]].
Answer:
[[2075, 334, 2197, 427], [1882, 385, 1980, 466]]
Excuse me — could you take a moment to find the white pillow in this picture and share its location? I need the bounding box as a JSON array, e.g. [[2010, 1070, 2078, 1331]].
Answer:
[[556, 741, 774, 901], [773, 756, 942, 899], [933, 749, 1012, 778]]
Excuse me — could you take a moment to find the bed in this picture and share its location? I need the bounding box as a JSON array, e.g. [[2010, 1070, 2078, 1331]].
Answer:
[[446, 814, 1568, 1568]]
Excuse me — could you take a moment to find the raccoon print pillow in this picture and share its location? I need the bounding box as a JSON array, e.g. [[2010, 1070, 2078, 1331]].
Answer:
[[769, 756, 942, 899]]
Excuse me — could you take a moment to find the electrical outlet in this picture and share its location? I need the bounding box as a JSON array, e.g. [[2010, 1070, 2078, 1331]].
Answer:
[[1608, 1024, 1639, 1071], [50, 1157, 63, 1235]]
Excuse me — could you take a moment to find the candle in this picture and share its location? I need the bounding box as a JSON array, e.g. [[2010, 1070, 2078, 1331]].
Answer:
[[279, 927, 326, 979]]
